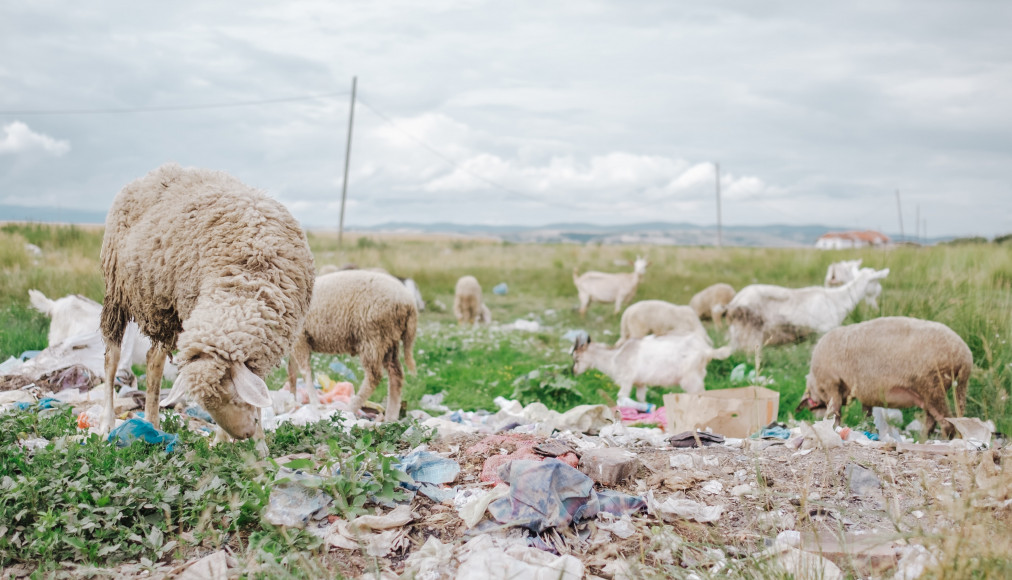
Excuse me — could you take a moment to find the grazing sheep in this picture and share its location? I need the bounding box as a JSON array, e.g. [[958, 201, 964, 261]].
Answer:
[[100, 163, 315, 441], [320, 264, 425, 311], [28, 289, 176, 383], [287, 270, 417, 422], [689, 283, 736, 327], [616, 300, 710, 347], [726, 267, 890, 352], [571, 333, 732, 402], [800, 317, 971, 438], [454, 275, 487, 325], [824, 259, 882, 309], [573, 256, 648, 316]]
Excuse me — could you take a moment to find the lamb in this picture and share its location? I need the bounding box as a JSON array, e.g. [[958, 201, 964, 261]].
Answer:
[[689, 283, 736, 327], [571, 333, 732, 403], [824, 259, 882, 309], [28, 289, 176, 383], [616, 300, 710, 347], [800, 316, 971, 438], [726, 267, 890, 352], [286, 270, 417, 422], [454, 275, 490, 325], [100, 163, 315, 441], [573, 256, 648, 316]]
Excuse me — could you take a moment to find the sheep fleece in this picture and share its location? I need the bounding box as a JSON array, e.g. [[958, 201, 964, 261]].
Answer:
[[101, 163, 314, 408]]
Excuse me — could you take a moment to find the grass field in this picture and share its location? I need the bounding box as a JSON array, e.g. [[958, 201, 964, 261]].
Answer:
[[1, 223, 1011, 576]]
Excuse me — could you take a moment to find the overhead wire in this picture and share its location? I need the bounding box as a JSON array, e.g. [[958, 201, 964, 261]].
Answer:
[[0, 91, 350, 116]]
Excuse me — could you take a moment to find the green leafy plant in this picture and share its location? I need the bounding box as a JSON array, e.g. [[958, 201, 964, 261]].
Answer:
[[511, 364, 584, 410]]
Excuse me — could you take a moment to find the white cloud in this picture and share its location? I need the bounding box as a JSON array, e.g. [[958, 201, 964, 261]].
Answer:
[[0, 122, 71, 156]]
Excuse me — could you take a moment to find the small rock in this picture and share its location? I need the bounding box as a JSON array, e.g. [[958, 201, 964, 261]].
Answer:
[[579, 447, 640, 486], [846, 463, 882, 498]]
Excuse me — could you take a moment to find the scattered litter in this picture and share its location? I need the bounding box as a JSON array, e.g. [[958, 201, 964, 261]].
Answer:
[[263, 468, 333, 528], [700, 480, 723, 495], [399, 449, 460, 502], [400, 536, 455, 579], [325, 504, 414, 557], [184, 405, 215, 424], [420, 391, 451, 413], [329, 360, 358, 382], [176, 550, 229, 580], [560, 329, 588, 343], [599, 422, 670, 447], [947, 417, 994, 446], [893, 544, 939, 580], [665, 386, 779, 438], [487, 459, 646, 532], [318, 380, 353, 405], [492, 282, 508, 295], [457, 484, 511, 528], [872, 407, 905, 442], [505, 319, 541, 332], [800, 418, 843, 450], [668, 430, 725, 448], [456, 533, 584, 580], [107, 418, 179, 452], [647, 492, 723, 523], [769, 545, 844, 580]]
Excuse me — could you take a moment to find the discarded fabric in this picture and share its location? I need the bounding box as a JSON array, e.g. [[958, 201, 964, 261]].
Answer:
[[487, 459, 645, 533], [107, 418, 179, 452]]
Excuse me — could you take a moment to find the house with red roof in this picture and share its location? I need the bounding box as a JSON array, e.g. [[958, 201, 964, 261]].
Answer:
[[814, 230, 890, 250]]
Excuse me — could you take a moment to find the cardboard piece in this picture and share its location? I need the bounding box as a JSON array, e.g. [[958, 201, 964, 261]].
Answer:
[[664, 386, 780, 439]]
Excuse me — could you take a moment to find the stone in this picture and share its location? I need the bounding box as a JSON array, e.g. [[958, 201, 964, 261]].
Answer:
[[578, 447, 640, 486]]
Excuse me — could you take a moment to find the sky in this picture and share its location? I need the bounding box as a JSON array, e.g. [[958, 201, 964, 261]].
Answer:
[[1, 1, 1010, 237]]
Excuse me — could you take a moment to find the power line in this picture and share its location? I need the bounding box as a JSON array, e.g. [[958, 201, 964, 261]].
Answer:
[[0, 91, 350, 116]]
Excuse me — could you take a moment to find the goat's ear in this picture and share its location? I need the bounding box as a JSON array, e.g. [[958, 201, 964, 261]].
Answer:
[[232, 362, 272, 408], [874, 267, 890, 279], [161, 375, 189, 407]]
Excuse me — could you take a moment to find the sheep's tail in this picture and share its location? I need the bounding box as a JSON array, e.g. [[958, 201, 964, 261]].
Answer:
[[28, 289, 53, 316], [710, 345, 734, 361], [402, 310, 417, 374]]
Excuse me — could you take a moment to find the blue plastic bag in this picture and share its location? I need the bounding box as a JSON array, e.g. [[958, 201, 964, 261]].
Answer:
[[107, 418, 179, 452]]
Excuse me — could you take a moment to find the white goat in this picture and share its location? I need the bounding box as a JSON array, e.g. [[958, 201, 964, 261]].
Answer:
[[27, 290, 173, 383], [573, 256, 648, 316], [726, 267, 890, 351], [824, 259, 882, 309], [571, 333, 732, 402], [616, 300, 710, 346]]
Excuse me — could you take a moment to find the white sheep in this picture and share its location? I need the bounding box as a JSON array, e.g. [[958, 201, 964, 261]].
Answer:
[[571, 332, 732, 402], [824, 259, 882, 308], [287, 270, 417, 422], [726, 267, 890, 352], [616, 300, 710, 347], [319, 264, 426, 311], [573, 256, 648, 316], [688, 283, 736, 327], [27, 289, 176, 383], [101, 163, 315, 441], [454, 275, 489, 325], [800, 317, 971, 438]]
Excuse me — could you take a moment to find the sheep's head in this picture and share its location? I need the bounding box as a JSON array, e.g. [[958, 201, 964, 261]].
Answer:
[[161, 358, 271, 439], [570, 332, 593, 375], [797, 376, 829, 418]]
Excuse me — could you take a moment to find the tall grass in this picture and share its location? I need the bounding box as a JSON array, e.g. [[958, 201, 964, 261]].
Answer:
[[2, 225, 1009, 431]]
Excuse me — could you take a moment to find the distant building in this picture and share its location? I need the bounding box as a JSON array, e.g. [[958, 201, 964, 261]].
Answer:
[[815, 230, 890, 250]]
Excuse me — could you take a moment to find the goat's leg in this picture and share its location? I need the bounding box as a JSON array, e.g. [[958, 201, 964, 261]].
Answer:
[[635, 385, 647, 403], [144, 343, 170, 428], [617, 382, 633, 400], [99, 343, 121, 435], [578, 292, 589, 317]]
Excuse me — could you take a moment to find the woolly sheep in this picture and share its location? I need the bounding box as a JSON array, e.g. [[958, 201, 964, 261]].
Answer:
[[726, 267, 889, 352], [689, 283, 736, 327], [287, 270, 417, 422], [573, 256, 648, 316], [824, 259, 882, 309], [319, 264, 426, 311], [616, 300, 711, 347], [800, 317, 971, 438], [454, 275, 489, 325], [100, 163, 315, 441], [571, 332, 732, 402]]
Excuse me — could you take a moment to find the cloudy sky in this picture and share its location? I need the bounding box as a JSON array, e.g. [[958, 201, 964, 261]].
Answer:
[[1, 1, 1009, 237]]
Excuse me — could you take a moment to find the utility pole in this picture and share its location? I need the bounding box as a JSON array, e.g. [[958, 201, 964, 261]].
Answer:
[[894, 189, 904, 242], [337, 76, 357, 249], [915, 205, 920, 243], [715, 162, 722, 248]]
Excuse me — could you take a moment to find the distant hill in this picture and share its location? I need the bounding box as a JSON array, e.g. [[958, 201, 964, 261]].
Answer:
[[0, 205, 107, 224]]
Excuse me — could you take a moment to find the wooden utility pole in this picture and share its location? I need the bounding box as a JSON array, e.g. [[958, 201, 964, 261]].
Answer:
[[916, 204, 920, 243], [715, 162, 722, 248], [894, 189, 904, 242], [337, 76, 357, 248]]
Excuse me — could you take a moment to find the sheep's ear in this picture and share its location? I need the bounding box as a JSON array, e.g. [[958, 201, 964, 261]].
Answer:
[[161, 375, 189, 407], [232, 362, 272, 408]]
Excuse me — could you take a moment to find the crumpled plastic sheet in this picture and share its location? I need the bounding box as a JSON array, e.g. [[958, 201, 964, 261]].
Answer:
[[329, 360, 358, 382], [758, 425, 792, 439], [800, 418, 844, 449], [107, 418, 179, 452], [398, 449, 460, 503], [263, 469, 333, 528], [600, 422, 671, 447], [456, 533, 584, 580], [487, 459, 646, 533], [492, 282, 508, 295], [324, 504, 414, 557], [399, 535, 456, 579], [872, 407, 905, 442], [646, 490, 723, 523], [492, 398, 614, 435], [184, 405, 215, 424]]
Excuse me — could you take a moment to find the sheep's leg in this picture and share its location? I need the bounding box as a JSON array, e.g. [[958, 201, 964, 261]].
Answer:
[[287, 338, 318, 405], [99, 343, 121, 435], [383, 347, 404, 422], [349, 354, 384, 415], [144, 343, 170, 428], [613, 296, 623, 315]]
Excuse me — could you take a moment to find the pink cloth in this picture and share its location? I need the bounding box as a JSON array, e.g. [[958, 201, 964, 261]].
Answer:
[[618, 406, 667, 429]]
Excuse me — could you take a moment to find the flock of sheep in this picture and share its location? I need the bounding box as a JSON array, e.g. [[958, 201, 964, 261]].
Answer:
[[34, 163, 971, 448]]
